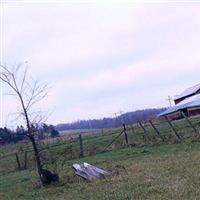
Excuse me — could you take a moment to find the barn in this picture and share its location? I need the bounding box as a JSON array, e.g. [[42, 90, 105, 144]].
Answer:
[[159, 83, 200, 118], [174, 83, 200, 104]]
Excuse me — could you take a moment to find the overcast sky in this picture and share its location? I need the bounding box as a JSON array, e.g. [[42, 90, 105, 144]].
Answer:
[[1, 1, 200, 127]]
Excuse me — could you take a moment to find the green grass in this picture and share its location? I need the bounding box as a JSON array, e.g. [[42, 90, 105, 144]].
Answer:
[[1, 142, 200, 199], [1, 115, 200, 199]]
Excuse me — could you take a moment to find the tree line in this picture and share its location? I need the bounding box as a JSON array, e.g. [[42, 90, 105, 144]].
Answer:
[[0, 124, 59, 145], [56, 108, 166, 131]]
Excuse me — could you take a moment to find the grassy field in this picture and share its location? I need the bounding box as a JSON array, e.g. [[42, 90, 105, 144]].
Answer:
[[1, 142, 200, 199], [1, 116, 200, 199]]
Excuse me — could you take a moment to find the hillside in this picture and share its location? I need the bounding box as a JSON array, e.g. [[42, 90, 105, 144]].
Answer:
[[56, 108, 166, 131], [1, 114, 200, 199], [1, 142, 200, 200]]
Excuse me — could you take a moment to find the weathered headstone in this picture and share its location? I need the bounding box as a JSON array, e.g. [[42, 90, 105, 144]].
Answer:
[[72, 162, 109, 181]]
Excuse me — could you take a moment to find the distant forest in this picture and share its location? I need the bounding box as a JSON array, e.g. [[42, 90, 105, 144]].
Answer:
[[0, 124, 59, 145], [56, 108, 166, 131]]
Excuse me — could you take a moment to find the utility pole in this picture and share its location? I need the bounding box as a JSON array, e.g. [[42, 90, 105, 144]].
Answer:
[[114, 112, 118, 127], [114, 110, 124, 125], [166, 95, 173, 107], [119, 110, 124, 123]]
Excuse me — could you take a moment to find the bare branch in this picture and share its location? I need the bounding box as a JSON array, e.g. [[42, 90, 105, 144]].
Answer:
[[20, 66, 28, 94], [14, 62, 23, 75], [1, 64, 49, 120], [0, 63, 58, 185], [0, 71, 18, 93], [3, 92, 17, 96], [25, 82, 49, 111]]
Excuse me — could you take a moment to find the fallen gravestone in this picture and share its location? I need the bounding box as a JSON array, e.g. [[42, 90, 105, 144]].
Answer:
[[72, 162, 109, 181]]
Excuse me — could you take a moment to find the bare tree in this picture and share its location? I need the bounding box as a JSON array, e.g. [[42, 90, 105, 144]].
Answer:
[[0, 63, 59, 185]]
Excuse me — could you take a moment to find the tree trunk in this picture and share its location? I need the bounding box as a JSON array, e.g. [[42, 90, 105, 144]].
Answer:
[[29, 135, 43, 181], [0, 65, 59, 186], [18, 93, 45, 185], [29, 134, 59, 186]]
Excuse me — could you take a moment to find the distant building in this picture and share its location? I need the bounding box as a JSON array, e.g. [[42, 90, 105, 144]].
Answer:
[[159, 83, 200, 118], [174, 83, 200, 104]]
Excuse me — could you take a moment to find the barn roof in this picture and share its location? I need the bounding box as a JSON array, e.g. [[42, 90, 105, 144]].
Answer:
[[174, 83, 200, 100], [158, 93, 200, 116]]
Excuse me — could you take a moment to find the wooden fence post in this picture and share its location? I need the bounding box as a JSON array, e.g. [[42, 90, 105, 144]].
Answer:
[[138, 121, 150, 141], [181, 111, 200, 137], [15, 153, 21, 170], [164, 116, 181, 140], [149, 120, 164, 141], [123, 123, 128, 145], [79, 134, 84, 158]]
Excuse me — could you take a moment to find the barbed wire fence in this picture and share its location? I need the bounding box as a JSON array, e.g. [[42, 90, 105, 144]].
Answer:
[[1, 112, 200, 174]]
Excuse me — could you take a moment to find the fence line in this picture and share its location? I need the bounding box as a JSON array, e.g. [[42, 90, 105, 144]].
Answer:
[[1, 114, 200, 174]]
